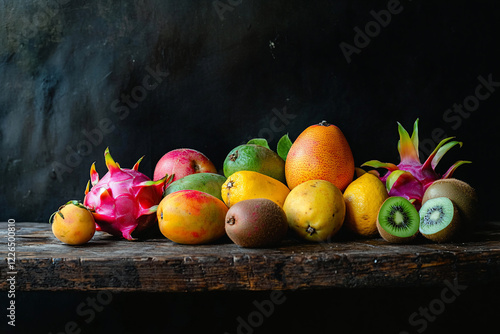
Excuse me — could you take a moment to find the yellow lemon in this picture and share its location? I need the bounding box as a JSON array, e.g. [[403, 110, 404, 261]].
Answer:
[[221, 171, 290, 208], [283, 179, 345, 242], [343, 173, 388, 237]]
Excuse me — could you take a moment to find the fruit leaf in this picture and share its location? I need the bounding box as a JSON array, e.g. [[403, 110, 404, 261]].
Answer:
[[247, 138, 270, 149], [277, 134, 293, 161], [361, 160, 398, 171], [48, 211, 57, 224]]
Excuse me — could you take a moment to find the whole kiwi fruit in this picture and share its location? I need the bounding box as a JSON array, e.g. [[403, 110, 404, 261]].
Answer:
[[422, 179, 478, 230], [225, 198, 288, 248]]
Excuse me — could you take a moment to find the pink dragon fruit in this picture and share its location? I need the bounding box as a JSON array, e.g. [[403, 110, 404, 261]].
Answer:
[[84, 148, 170, 240], [361, 119, 470, 209]]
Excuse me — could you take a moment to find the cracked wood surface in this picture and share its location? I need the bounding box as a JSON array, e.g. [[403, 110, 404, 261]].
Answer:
[[1, 222, 499, 292]]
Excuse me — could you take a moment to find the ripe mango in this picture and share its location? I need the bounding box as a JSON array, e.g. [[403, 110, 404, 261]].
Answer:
[[223, 144, 286, 183], [221, 171, 290, 208], [157, 190, 228, 244], [164, 173, 226, 201], [283, 180, 345, 242]]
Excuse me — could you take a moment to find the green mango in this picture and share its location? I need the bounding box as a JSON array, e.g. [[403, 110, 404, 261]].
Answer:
[[164, 173, 227, 201], [223, 144, 286, 183]]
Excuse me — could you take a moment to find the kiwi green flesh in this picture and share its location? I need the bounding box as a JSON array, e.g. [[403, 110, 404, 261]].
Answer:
[[376, 219, 417, 244], [377, 197, 419, 239], [419, 197, 461, 242], [419, 197, 454, 234]]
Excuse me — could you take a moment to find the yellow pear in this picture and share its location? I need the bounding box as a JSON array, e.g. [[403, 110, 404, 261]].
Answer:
[[283, 180, 345, 242]]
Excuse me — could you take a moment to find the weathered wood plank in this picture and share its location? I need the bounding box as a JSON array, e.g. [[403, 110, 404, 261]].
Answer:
[[1, 222, 499, 292]]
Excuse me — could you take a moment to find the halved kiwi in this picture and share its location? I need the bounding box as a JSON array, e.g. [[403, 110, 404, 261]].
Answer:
[[422, 178, 478, 230], [419, 197, 461, 243], [376, 196, 420, 243]]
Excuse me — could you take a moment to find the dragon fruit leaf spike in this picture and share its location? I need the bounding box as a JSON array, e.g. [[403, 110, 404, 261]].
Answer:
[[84, 148, 169, 240], [361, 119, 471, 209], [132, 156, 144, 171]]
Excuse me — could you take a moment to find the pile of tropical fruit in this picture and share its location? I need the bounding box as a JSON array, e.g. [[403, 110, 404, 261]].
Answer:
[[50, 119, 478, 247]]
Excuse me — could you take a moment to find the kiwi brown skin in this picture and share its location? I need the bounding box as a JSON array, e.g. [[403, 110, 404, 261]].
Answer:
[[420, 198, 462, 243], [225, 198, 288, 248], [376, 218, 418, 244], [422, 178, 478, 232]]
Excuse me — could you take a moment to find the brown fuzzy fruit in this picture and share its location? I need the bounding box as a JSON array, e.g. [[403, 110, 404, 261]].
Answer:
[[225, 198, 288, 248], [422, 179, 478, 229]]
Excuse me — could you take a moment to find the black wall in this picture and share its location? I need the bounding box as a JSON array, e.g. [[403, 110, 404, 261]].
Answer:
[[1, 0, 499, 222]]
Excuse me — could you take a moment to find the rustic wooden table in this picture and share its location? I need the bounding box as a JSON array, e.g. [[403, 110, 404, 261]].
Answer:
[[1, 222, 499, 292]]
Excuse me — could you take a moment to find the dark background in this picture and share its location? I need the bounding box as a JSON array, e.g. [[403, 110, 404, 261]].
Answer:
[[1, 0, 499, 223], [1, 1, 500, 333]]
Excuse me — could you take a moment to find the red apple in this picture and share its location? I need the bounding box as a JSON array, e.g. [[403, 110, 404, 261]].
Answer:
[[153, 148, 217, 182]]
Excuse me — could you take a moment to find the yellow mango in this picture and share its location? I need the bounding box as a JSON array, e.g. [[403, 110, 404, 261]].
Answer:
[[157, 190, 228, 245], [221, 171, 290, 208], [283, 179, 345, 242]]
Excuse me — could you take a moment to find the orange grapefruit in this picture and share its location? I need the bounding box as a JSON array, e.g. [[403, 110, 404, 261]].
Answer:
[[285, 120, 354, 191]]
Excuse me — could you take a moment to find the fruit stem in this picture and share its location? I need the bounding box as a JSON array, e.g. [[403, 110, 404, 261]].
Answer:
[[319, 120, 330, 127], [229, 151, 239, 162], [227, 217, 236, 225]]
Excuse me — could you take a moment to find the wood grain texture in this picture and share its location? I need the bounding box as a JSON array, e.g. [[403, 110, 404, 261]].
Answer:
[[1, 222, 499, 292]]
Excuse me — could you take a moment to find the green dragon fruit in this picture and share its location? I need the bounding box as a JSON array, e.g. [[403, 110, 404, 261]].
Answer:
[[84, 148, 170, 240], [361, 119, 470, 209]]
